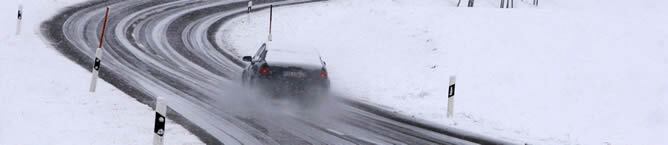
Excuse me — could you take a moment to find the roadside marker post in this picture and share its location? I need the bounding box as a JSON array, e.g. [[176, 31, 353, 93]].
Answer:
[[247, 0, 253, 13], [153, 97, 167, 145], [89, 7, 110, 92], [447, 76, 456, 118], [268, 5, 273, 41], [500, 0, 515, 8], [16, 5, 23, 35]]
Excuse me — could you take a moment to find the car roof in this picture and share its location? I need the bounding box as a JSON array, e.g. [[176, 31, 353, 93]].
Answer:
[[264, 42, 324, 68]]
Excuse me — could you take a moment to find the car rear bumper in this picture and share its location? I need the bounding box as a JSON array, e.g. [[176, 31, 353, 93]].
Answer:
[[254, 77, 329, 96]]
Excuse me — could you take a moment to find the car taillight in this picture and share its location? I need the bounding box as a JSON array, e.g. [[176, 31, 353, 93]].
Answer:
[[259, 66, 270, 76], [320, 70, 328, 79]]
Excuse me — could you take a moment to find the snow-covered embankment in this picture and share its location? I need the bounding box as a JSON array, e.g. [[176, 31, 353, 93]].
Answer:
[[222, 0, 668, 144], [0, 1, 203, 144]]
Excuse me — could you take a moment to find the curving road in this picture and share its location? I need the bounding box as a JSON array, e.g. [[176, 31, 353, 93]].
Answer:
[[42, 0, 507, 145]]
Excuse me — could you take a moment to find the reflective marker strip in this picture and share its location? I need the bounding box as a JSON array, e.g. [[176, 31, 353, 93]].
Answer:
[[18, 5, 22, 20], [153, 112, 166, 136], [93, 58, 101, 70], [448, 76, 456, 98], [448, 84, 456, 98]]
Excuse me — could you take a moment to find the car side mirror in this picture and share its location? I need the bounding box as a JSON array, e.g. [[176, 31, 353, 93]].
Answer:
[[242, 56, 253, 62]]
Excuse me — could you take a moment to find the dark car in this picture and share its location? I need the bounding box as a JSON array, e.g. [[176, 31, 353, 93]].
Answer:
[[241, 43, 330, 96]]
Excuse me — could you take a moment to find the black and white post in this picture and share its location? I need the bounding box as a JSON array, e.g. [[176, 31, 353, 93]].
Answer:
[[247, 0, 253, 13], [90, 7, 110, 92], [268, 5, 273, 41], [447, 76, 456, 118], [16, 5, 23, 35], [153, 97, 167, 145]]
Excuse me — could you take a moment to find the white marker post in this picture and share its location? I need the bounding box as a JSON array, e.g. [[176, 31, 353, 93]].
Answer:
[[447, 76, 456, 118], [90, 7, 110, 92], [16, 5, 23, 35], [268, 5, 273, 41], [247, 0, 253, 13], [153, 97, 167, 145]]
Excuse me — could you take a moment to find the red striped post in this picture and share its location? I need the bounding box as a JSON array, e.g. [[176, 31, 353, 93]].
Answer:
[[90, 7, 110, 92]]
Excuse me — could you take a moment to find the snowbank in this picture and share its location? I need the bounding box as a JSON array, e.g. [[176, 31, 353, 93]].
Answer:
[[0, 1, 203, 144], [222, 0, 668, 144]]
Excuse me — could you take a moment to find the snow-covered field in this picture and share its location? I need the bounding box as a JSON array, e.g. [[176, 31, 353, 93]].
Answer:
[[223, 0, 668, 144], [0, 1, 202, 145]]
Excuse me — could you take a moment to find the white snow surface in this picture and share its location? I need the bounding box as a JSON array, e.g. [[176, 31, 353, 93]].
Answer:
[[0, 0, 203, 145], [222, 0, 668, 144]]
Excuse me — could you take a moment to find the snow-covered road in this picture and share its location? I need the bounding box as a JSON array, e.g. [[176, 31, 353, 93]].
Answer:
[[42, 0, 512, 144]]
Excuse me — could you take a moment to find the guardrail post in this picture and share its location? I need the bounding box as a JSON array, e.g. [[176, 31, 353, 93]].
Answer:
[[500, 0, 505, 8], [89, 7, 110, 92], [447, 76, 456, 118], [500, 0, 517, 8], [153, 97, 167, 145], [505, 0, 510, 8]]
